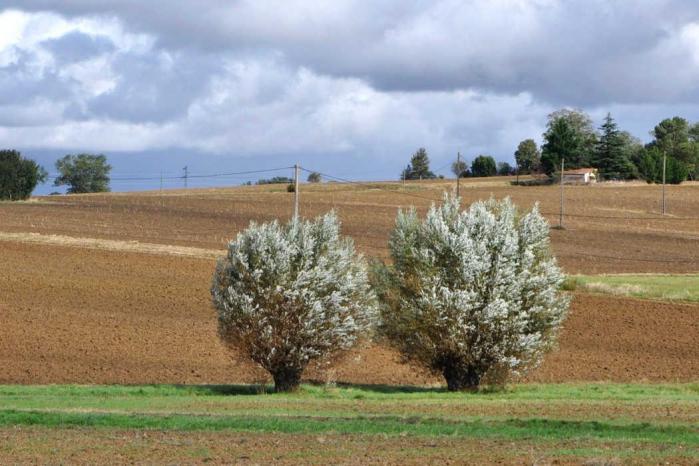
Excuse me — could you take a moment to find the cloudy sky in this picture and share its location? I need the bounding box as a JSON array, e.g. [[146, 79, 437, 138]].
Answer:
[[2, 1, 699, 192]]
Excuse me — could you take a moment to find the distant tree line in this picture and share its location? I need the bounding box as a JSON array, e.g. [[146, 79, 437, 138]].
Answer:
[[401, 111, 699, 185], [518, 110, 699, 184]]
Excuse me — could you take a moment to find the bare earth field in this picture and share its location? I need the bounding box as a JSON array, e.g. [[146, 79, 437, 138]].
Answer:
[[1, 179, 698, 464], [1, 178, 698, 273], [1, 179, 698, 385]]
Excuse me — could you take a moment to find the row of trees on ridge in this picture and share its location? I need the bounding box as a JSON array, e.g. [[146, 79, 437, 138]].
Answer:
[[402, 111, 699, 184]]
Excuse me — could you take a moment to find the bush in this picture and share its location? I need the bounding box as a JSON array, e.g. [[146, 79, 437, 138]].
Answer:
[[375, 194, 570, 391], [0, 150, 47, 200], [211, 212, 377, 392]]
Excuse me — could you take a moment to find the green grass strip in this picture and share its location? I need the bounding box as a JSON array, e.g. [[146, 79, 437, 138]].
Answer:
[[1, 410, 696, 445], [568, 274, 699, 302], [1, 382, 697, 401]]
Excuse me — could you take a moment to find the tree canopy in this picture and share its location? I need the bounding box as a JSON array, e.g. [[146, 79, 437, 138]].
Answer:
[[451, 159, 468, 178], [375, 195, 569, 390], [211, 212, 377, 392], [401, 148, 436, 180], [470, 155, 497, 177], [594, 113, 636, 180], [54, 154, 111, 193], [514, 139, 540, 173], [541, 109, 597, 175], [0, 150, 47, 200]]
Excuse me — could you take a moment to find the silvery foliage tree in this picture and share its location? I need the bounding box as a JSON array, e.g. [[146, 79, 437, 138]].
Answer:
[[212, 212, 377, 392], [376, 194, 570, 391]]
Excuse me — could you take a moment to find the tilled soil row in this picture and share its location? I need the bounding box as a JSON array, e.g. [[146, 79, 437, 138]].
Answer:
[[1, 241, 697, 385]]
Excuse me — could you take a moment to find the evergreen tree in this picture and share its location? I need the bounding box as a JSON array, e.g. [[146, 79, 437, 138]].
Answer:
[[547, 109, 597, 165], [638, 146, 688, 184], [594, 113, 635, 180], [401, 148, 436, 180], [541, 118, 579, 175]]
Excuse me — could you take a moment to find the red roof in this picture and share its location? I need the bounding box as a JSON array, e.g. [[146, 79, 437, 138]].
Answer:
[[563, 168, 597, 175]]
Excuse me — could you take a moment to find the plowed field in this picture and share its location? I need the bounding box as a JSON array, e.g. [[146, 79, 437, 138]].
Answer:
[[1, 178, 698, 273], [1, 241, 697, 385]]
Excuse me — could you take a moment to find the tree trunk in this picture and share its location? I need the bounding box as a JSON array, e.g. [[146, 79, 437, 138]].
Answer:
[[442, 362, 482, 392], [271, 367, 303, 393]]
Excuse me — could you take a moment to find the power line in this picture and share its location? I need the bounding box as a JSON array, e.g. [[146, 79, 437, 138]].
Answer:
[[298, 166, 439, 202]]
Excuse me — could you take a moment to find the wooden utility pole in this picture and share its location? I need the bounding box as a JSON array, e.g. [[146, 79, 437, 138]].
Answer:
[[662, 151, 667, 215], [456, 152, 461, 198], [294, 164, 300, 220], [559, 157, 565, 228]]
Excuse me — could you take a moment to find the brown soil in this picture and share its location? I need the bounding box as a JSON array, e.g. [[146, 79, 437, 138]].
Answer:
[[1, 427, 692, 465], [1, 180, 698, 274], [1, 241, 696, 385]]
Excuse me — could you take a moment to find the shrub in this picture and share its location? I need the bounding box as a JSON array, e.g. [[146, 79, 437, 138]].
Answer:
[[375, 194, 570, 391], [211, 212, 377, 392]]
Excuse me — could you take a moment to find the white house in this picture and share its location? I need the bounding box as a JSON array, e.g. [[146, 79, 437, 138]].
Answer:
[[561, 168, 597, 184]]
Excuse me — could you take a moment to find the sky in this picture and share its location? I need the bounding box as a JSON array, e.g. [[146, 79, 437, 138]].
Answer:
[[2, 1, 699, 193]]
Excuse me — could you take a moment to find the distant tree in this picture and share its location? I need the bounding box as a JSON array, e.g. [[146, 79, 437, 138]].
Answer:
[[401, 148, 436, 180], [451, 159, 468, 178], [211, 212, 377, 392], [307, 172, 322, 183], [257, 176, 293, 185], [594, 113, 635, 180], [638, 146, 688, 184], [497, 162, 514, 176], [375, 195, 570, 391], [649, 117, 697, 180], [54, 154, 111, 193], [541, 109, 597, 174], [470, 155, 497, 177], [541, 118, 578, 175], [0, 150, 47, 200], [514, 139, 540, 173], [619, 131, 644, 172]]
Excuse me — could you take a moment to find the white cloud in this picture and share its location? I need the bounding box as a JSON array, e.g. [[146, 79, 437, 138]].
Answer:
[[2, 1, 699, 174]]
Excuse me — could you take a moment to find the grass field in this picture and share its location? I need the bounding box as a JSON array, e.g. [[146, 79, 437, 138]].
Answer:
[[1, 383, 697, 464], [572, 274, 699, 302]]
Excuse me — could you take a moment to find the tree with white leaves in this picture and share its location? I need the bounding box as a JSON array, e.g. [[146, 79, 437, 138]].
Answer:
[[211, 212, 377, 392], [374, 194, 570, 391]]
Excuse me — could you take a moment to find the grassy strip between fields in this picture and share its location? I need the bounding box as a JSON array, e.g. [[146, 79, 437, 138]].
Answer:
[[1, 409, 697, 446], [567, 274, 699, 302]]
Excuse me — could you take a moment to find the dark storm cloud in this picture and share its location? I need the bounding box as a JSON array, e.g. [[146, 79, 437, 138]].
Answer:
[[84, 51, 221, 123], [0, 47, 76, 107], [5, 0, 699, 106]]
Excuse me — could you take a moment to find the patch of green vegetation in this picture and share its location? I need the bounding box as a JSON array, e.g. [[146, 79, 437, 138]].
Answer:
[[0, 410, 696, 447], [570, 274, 699, 302]]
